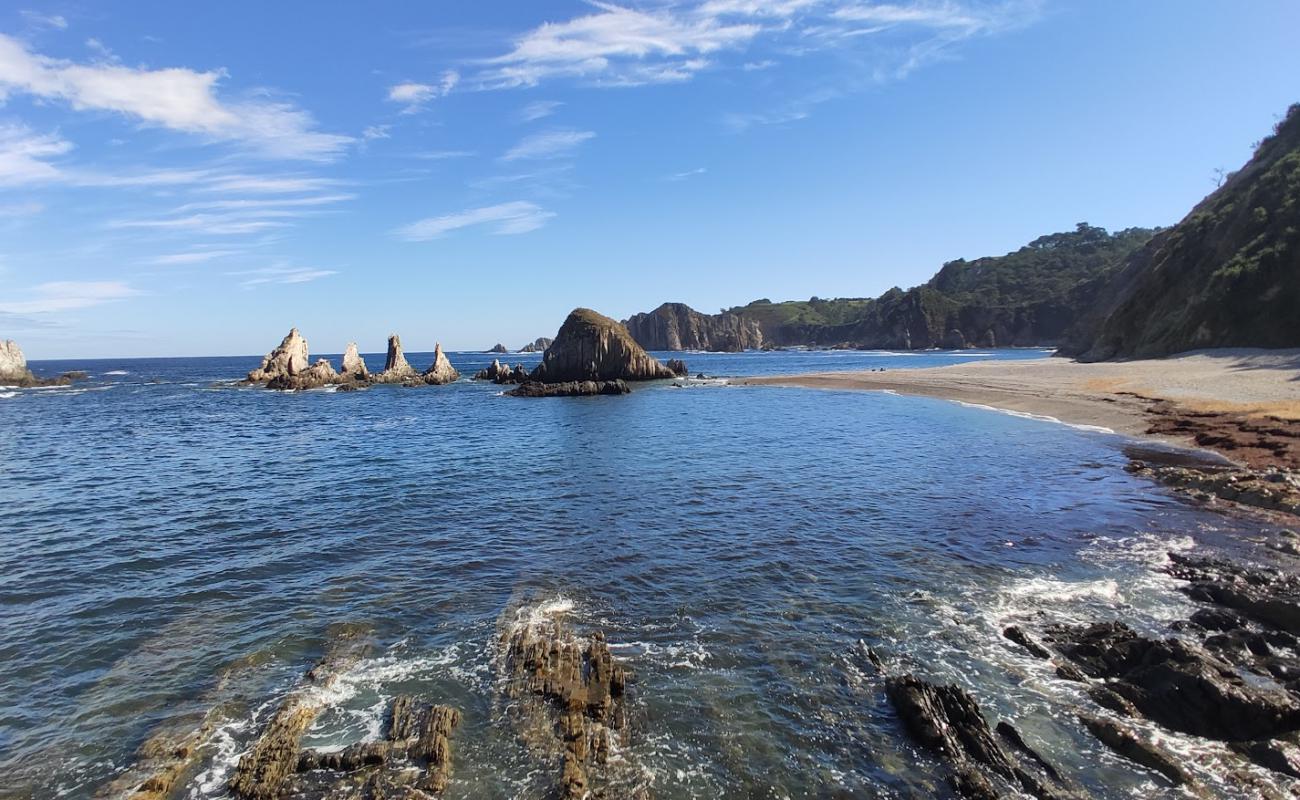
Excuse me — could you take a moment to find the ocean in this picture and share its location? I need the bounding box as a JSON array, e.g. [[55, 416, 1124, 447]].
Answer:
[[0, 349, 1283, 797]]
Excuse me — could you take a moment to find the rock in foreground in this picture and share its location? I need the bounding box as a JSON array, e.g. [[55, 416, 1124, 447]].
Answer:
[[529, 308, 676, 384]]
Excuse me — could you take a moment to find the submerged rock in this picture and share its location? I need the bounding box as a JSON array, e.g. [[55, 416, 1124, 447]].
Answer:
[[420, 343, 459, 385], [339, 343, 369, 381], [529, 308, 675, 384], [246, 328, 310, 384], [507, 380, 631, 398], [374, 334, 419, 384]]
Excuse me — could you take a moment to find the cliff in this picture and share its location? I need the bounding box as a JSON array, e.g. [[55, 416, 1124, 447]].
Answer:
[[623, 303, 763, 352], [1061, 103, 1300, 360]]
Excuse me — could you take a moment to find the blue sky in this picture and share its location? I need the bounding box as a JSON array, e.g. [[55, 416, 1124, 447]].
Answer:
[[2, 1, 1298, 358]]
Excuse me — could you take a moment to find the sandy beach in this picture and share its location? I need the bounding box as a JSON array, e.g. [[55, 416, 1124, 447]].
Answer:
[[742, 349, 1300, 469]]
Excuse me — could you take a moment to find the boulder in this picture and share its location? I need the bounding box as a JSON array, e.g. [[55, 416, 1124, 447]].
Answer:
[[339, 342, 369, 381], [508, 380, 630, 398], [375, 334, 419, 384], [488, 343, 509, 354], [665, 358, 688, 377], [246, 328, 309, 384], [420, 343, 459, 385], [529, 308, 675, 384], [518, 337, 553, 353]]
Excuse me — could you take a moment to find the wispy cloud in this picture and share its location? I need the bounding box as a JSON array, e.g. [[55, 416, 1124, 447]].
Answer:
[[149, 249, 243, 266], [387, 70, 460, 113], [411, 149, 477, 161], [0, 124, 72, 185], [478, 4, 760, 88], [667, 167, 707, 181], [501, 129, 595, 161], [0, 34, 350, 160], [19, 9, 68, 30], [396, 200, 554, 240], [0, 281, 140, 314], [230, 264, 338, 287], [519, 100, 564, 122]]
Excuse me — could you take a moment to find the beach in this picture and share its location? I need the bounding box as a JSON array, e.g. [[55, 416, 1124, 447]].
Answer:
[[742, 348, 1300, 470]]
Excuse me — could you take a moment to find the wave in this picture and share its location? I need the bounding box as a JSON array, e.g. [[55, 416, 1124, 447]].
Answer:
[[0, 391, 16, 399], [103, 370, 129, 376], [954, 401, 1114, 434]]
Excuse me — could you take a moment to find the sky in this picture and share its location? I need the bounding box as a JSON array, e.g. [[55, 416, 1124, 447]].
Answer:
[[1, 1, 1298, 358]]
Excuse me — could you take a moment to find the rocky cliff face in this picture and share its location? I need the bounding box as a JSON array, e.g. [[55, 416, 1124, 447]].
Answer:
[[246, 328, 310, 383], [1062, 103, 1300, 360], [530, 308, 676, 383], [623, 303, 763, 352]]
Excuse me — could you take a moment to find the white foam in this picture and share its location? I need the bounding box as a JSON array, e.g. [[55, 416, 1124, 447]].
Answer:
[[0, 391, 15, 399], [103, 370, 129, 376], [954, 401, 1114, 433]]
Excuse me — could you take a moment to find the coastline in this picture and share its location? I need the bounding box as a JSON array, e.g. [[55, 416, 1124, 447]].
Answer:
[[739, 348, 1300, 475]]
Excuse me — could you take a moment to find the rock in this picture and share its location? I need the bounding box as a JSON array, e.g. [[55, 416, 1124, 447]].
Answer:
[[1003, 626, 1051, 659], [498, 601, 638, 799], [885, 675, 1015, 782], [1231, 739, 1300, 779], [488, 343, 509, 354], [420, 343, 459, 385], [0, 340, 32, 383], [507, 380, 631, 398], [942, 329, 970, 349], [374, 334, 419, 384], [1166, 553, 1300, 635], [1044, 621, 1300, 741], [518, 337, 553, 353], [622, 302, 763, 352], [995, 722, 1062, 782], [1079, 715, 1187, 785], [267, 358, 338, 391], [246, 328, 310, 384], [230, 628, 371, 800], [529, 308, 676, 384], [339, 342, 369, 381], [474, 359, 528, 384], [665, 358, 688, 377]]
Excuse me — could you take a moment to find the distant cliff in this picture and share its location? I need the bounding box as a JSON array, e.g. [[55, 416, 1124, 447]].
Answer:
[[623, 303, 763, 352], [1060, 103, 1300, 360]]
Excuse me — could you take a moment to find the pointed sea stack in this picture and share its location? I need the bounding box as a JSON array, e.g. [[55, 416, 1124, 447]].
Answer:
[[421, 343, 460, 385], [375, 334, 419, 384], [339, 342, 370, 381], [246, 328, 310, 384], [0, 340, 34, 385]]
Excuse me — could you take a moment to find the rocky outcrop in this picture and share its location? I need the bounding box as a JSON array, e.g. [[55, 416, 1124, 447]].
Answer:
[[0, 339, 84, 387], [1078, 715, 1188, 786], [623, 302, 763, 352], [665, 358, 688, 377], [529, 308, 675, 385], [420, 343, 459, 385], [374, 335, 419, 384], [508, 380, 630, 398], [488, 343, 509, 354], [1043, 620, 1300, 741], [246, 329, 310, 384], [339, 343, 369, 381], [267, 358, 339, 391], [474, 359, 528, 384], [518, 337, 553, 353], [498, 602, 642, 799]]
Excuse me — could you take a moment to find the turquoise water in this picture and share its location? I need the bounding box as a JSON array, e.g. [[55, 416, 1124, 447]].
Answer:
[[0, 350, 1279, 797]]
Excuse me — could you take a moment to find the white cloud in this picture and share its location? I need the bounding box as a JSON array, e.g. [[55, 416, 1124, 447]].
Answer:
[[19, 10, 68, 30], [519, 100, 564, 122], [106, 209, 313, 236], [411, 149, 477, 160], [667, 166, 707, 181], [149, 249, 242, 266], [501, 129, 595, 161], [0, 124, 71, 185], [479, 3, 760, 87], [231, 264, 337, 287], [199, 175, 341, 194], [396, 201, 554, 240], [0, 281, 140, 314], [362, 124, 391, 141], [0, 34, 350, 160], [387, 70, 459, 113]]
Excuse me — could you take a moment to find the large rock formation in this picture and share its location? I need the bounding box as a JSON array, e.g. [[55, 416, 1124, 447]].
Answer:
[[420, 343, 459, 385], [246, 328, 310, 384], [529, 308, 676, 384], [518, 337, 553, 353], [0, 340, 29, 383], [374, 334, 419, 384], [339, 342, 369, 381], [623, 302, 764, 352], [267, 358, 339, 391], [1062, 103, 1300, 359], [488, 343, 508, 354]]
